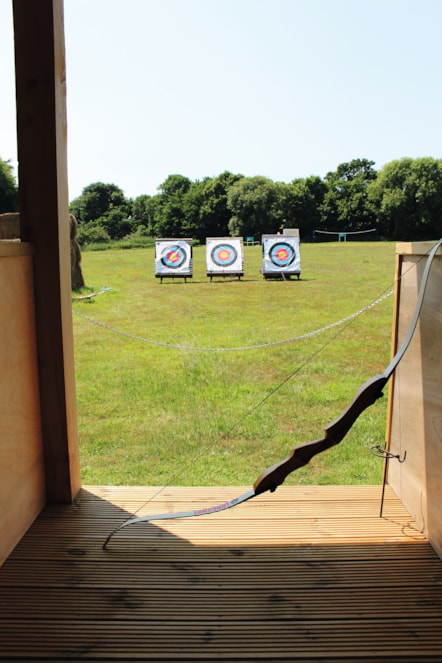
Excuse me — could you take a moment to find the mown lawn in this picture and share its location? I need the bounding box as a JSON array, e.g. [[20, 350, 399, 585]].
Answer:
[[72, 241, 397, 487]]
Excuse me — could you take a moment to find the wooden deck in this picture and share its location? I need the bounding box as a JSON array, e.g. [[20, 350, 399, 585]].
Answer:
[[1, 485, 441, 661]]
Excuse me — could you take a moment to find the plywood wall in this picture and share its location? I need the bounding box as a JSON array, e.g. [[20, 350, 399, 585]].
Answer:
[[0, 245, 46, 566], [388, 241, 442, 559]]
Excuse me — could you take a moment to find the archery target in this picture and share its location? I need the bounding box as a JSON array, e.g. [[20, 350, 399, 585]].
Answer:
[[211, 244, 238, 267], [155, 239, 192, 277], [206, 238, 244, 275], [262, 236, 301, 275], [269, 241, 296, 267], [161, 245, 187, 269]]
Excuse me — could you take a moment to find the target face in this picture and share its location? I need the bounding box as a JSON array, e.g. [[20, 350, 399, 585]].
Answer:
[[160, 245, 187, 269], [206, 238, 244, 275], [269, 241, 296, 267], [155, 239, 193, 277], [262, 236, 301, 275], [210, 244, 238, 267]]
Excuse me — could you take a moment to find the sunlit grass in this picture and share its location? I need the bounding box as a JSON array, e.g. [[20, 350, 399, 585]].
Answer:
[[73, 241, 397, 487]]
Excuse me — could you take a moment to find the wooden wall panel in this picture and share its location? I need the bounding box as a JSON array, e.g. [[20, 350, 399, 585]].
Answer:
[[388, 241, 442, 559], [0, 249, 45, 566]]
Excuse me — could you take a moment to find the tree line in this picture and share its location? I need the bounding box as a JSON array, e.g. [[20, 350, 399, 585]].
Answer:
[[2, 156, 441, 243], [0, 158, 19, 213]]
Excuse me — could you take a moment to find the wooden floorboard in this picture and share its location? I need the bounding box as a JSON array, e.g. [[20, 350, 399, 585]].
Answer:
[[0, 485, 441, 661]]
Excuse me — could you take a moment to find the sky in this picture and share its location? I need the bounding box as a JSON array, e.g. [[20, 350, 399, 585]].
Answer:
[[1, 0, 442, 203]]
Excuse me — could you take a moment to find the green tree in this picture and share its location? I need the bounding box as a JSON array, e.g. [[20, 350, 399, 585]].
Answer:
[[320, 158, 378, 231], [282, 176, 327, 240], [368, 157, 442, 240], [181, 179, 206, 241], [144, 196, 162, 236], [69, 181, 133, 240], [95, 208, 135, 240], [0, 157, 18, 213], [227, 176, 283, 237], [132, 194, 151, 227], [153, 174, 192, 237], [77, 223, 111, 246], [69, 182, 130, 224], [158, 174, 191, 197], [197, 171, 244, 240]]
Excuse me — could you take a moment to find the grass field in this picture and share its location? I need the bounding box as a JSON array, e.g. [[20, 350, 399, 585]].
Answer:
[[72, 241, 398, 488]]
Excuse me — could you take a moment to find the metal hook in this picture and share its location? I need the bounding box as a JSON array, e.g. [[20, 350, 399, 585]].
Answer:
[[369, 444, 407, 463]]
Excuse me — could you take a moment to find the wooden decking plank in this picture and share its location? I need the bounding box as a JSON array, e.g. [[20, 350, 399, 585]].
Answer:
[[40, 500, 411, 521], [13, 519, 423, 540], [81, 485, 399, 501], [1, 586, 441, 620], [1, 618, 442, 659], [2, 558, 441, 589], [87, 482, 408, 500], [10, 537, 436, 563], [1, 485, 441, 662], [10, 506, 424, 534]]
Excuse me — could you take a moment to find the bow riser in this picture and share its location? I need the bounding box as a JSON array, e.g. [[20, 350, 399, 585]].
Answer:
[[253, 374, 388, 495]]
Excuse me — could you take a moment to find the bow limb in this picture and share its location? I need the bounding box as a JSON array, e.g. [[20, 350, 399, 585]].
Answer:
[[103, 489, 255, 549]]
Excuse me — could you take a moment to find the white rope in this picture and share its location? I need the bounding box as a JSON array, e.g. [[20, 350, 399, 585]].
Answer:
[[314, 229, 377, 235], [73, 289, 393, 352]]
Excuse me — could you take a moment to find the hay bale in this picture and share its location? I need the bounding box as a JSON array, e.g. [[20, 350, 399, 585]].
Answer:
[[70, 213, 85, 290], [0, 212, 20, 240], [0, 211, 85, 290]]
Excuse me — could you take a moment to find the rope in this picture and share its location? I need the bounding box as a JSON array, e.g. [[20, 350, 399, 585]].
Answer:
[[72, 289, 393, 352], [313, 229, 377, 235]]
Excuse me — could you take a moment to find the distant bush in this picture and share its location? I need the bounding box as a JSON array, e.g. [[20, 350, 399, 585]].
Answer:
[[79, 226, 156, 251], [113, 233, 156, 250], [77, 223, 111, 247]]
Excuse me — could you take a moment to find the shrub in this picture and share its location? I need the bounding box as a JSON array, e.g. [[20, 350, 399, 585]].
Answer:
[[77, 223, 111, 246]]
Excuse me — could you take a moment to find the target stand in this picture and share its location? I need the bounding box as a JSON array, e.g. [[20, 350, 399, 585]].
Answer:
[[155, 239, 193, 283], [206, 237, 244, 281], [261, 234, 301, 280]]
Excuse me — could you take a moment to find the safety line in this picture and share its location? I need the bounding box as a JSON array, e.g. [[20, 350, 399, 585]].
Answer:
[[73, 289, 393, 352]]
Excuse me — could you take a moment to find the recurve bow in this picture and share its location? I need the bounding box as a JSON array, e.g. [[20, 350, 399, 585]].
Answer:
[[103, 239, 441, 549]]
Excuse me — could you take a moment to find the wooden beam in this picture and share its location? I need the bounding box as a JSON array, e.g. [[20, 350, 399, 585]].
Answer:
[[13, 0, 80, 502]]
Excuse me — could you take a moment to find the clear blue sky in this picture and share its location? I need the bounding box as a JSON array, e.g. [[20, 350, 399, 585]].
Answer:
[[1, 0, 442, 202]]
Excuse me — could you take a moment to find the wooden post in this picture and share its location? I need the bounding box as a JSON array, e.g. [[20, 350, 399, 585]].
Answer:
[[13, 0, 80, 502]]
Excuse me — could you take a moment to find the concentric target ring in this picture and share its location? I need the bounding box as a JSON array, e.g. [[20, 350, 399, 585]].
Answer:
[[269, 241, 296, 267], [161, 245, 187, 269], [210, 243, 238, 267]]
